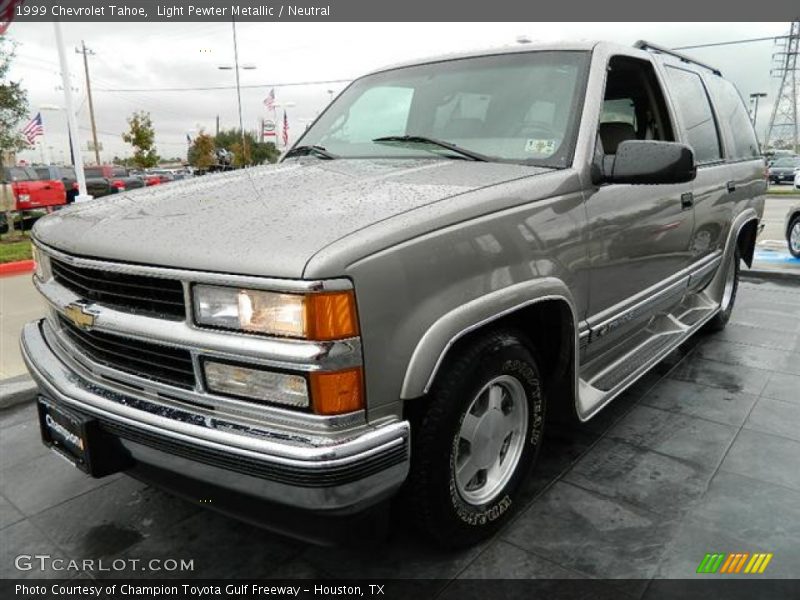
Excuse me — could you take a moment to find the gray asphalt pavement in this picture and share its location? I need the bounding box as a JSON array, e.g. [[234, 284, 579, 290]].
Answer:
[[2, 278, 799, 593]]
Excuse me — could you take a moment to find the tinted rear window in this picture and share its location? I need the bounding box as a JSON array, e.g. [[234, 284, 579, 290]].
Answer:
[[84, 167, 103, 177], [706, 76, 760, 160], [665, 66, 722, 164], [111, 167, 127, 177], [35, 167, 50, 179]]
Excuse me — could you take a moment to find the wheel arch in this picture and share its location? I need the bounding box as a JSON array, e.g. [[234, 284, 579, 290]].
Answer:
[[736, 217, 759, 268], [399, 277, 579, 408]]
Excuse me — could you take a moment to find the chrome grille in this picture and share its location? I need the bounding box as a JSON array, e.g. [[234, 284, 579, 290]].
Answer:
[[58, 316, 195, 389], [50, 257, 186, 320]]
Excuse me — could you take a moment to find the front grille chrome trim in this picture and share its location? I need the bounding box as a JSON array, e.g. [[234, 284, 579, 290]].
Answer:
[[45, 320, 367, 432], [35, 276, 362, 373]]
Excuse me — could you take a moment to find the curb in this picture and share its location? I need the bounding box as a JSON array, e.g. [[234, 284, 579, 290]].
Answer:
[[741, 268, 800, 284], [0, 374, 37, 410], [0, 259, 34, 276]]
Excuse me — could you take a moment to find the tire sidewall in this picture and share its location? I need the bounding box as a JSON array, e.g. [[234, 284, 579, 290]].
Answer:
[[431, 339, 545, 539], [789, 217, 800, 259]]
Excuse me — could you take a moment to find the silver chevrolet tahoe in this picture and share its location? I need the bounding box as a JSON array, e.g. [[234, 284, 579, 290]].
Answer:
[[22, 40, 766, 547]]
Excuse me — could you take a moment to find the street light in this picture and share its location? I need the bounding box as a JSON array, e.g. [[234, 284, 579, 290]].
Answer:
[[53, 22, 92, 202], [749, 92, 767, 132], [217, 19, 255, 164]]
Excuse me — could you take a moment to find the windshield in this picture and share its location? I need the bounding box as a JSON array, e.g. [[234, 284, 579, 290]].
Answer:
[[773, 157, 800, 167], [294, 51, 590, 167]]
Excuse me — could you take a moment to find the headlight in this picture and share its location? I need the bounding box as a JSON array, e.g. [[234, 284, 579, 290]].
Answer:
[[204, 360, 309, 408], [193, 285, 359, 340]]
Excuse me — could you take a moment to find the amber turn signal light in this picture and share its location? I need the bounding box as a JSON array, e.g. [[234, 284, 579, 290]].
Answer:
[[310, 368, 364, 415], [305, 291, 360, 341]]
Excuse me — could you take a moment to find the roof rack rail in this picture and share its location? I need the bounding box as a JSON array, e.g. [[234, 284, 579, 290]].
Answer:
[[633, 40, 722, 76]]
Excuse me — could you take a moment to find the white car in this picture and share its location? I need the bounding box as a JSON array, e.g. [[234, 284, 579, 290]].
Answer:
[[794, 168, 800, 189]]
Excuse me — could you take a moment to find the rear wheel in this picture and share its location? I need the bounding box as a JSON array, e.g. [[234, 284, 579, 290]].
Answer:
[[704, 246, 740, 332], [406, 329, 545, 548], [788, 215, 800, 259]]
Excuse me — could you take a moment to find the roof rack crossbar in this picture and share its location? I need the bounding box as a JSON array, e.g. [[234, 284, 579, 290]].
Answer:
[[633, 40, 722, 76]]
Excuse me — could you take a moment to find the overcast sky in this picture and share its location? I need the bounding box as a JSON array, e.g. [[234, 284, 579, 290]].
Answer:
[[5, 21, 792, 164]]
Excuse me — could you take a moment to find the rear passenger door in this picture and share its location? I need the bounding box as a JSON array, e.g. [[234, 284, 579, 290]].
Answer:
[[661, 65, 731, 290]]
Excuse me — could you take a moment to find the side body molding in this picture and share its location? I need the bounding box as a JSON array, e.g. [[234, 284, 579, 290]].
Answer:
[[400, 277, 579, 400]]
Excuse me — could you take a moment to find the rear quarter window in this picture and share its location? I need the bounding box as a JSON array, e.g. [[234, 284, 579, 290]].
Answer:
[[706, 76, 760, 160], [665, 66, 722, 164]]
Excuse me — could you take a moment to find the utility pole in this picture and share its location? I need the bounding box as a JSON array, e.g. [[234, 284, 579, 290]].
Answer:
[[216, 115, 220, 137], [76, 40, 101, 165], [765, 21, 799, 153]]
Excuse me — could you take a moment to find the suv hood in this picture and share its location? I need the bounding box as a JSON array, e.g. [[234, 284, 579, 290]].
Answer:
[[34, 159, 551, 278]]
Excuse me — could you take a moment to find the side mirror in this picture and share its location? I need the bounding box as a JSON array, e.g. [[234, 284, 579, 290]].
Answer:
[[605, 140, 696, 185]]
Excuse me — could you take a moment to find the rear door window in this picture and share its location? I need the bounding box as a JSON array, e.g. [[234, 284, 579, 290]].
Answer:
[[705, 76, 760, 160], [665, 66, 722, 164]]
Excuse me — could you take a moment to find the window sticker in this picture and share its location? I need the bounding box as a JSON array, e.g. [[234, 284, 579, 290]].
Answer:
[[525, 139, 556, 155]]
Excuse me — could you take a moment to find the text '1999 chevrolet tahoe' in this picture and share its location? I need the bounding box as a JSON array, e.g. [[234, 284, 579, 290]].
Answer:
[[23, 40, 765, 547]]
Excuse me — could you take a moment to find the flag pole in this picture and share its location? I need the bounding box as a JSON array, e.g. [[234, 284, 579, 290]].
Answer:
[[54, 21, 92, 201]]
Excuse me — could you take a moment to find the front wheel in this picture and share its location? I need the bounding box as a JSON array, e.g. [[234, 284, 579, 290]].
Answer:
[[405, 329, 545, 548], [704, 246, 740, 332]]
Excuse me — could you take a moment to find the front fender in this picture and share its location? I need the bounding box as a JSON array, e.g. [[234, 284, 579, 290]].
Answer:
[[400, 277, 579, 399]]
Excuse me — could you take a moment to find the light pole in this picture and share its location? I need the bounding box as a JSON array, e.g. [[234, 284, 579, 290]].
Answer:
[[750, 92, 767, 134], [53, 22, 92, 201], [218, 19, 256, 165]]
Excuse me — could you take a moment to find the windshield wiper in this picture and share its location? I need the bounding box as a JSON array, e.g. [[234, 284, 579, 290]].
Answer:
[[284, 145, 337, 160], [372, 135, 490, 162]]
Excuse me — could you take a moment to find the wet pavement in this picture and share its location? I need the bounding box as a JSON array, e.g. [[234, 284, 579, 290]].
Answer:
[[1, 278, 799, 594]]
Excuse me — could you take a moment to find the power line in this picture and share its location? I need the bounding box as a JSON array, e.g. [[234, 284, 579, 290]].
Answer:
[[672, 35, 790, 50], [95, 78, 354, 93]]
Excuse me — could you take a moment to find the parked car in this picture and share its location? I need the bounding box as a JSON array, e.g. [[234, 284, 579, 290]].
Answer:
[[768, 156, 800, 184], [23, 41, 766, 547], [83, 165, 146, 197], [786, 203, 800, 258], [35, 165, 78, 204], [2, 166, 66, 211], [145, 169, 175, 184]]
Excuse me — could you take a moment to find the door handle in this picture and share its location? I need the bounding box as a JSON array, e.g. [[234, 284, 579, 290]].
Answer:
[[681, 192, 694, 210], [726, 181, 736, 193]]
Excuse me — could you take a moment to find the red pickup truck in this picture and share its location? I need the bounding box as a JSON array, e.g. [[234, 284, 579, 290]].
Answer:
[[3, 166, 66, 211]]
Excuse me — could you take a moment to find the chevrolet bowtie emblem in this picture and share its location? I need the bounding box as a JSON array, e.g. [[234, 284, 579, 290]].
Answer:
[[63, 303, 97, 329]]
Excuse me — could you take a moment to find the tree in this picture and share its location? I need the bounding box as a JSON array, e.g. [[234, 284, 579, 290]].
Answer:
[[1, 37, 28, 241], [215, 128, 280, 166], [121, 111, 159, 168], [0, 37, 29, 169], [188, 131, 215, 171]]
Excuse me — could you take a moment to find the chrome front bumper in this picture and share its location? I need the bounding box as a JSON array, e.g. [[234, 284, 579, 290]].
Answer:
[[21, 320, 410, 512]]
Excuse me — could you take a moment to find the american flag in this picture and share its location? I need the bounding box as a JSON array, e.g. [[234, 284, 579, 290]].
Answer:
[[21, 112, 44, 146], [263, 88, 276, 111], [282, 110, 289, 146], [0, 0, 23, 35]]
